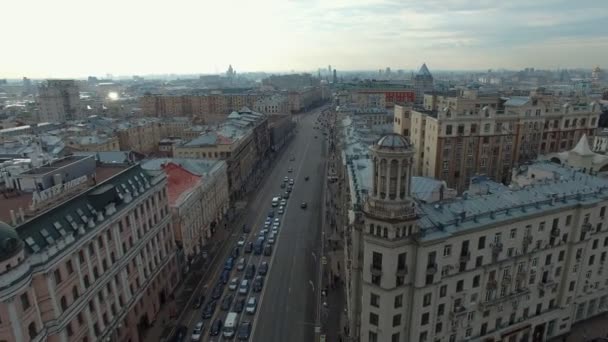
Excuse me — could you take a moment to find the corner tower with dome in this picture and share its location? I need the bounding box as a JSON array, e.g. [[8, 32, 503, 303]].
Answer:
[[350, 133, 420, 341]]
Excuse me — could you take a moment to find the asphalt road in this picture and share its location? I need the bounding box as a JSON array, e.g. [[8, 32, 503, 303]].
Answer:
[[181, 106, 327, 342]]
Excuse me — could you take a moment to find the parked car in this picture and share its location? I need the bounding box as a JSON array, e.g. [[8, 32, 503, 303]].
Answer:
[[263, 245, 273, 256], [229, 277, 239, 291], [220, 270, 230, 285], [278, 206, 284, 214], [242, 224, 250, 233], [244, 242, 253, 254], [236, 257, 246, 271], [190, 321, 204, 341], [258, 261, 268, 276], [239, 280, 250, 295], [288, 167, 293, 173], [280, 182, 286, 189], [209, 319, 223, 336], [234, 298, 246, 312], [224, 257, 235, 271], [245, 265, 256, 280], [301, 202, 307, 209], [238, 322, 252, 340], [245, 297, 257, 314], [253, 276, 264, 292], [211, 284, 223, 300], [237, 236, 246, 247], [202, 300, 217, 319], [268, 210, 274, 217], [221, 294, 234, 311], [173, 325, 187, 342], [232, 247, 240, 258]]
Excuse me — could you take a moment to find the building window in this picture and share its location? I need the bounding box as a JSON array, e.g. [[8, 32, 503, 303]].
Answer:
[[369, 332, 378, 342], [66, 260, 74, 274], [369, 312, 379, 326], [421, 312, 430, 325], [54, 269, 62, 285], [21, 293, 30, 310], [72, 286, 79, 300], [456, 280, 464, 292], [446, 125, 453, 135], [84, 275, 90, 288], [66, 322, 73, 336], [476, 256, 483, 267], [370, 293, 379, 308], [394, 295, 403, 308], [478, 236, 486, 250], [443, 245, 452, 257], [440, 285, 447, 298], [391, 333, 400, 342], [28, 322, 37, 339], [473, 275, 480, 288], [393, 314, 401, 327], [510, 229, 517, 239], [423, 293, 432, 306], [437, 304, 445, 316], [77, 312, 84, 325]]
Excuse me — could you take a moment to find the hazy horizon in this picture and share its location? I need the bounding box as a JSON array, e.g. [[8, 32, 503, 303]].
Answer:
[[2, 0, 607, 79]]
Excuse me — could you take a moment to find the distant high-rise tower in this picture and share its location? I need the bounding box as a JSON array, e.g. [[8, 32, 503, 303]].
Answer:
[[328, 65, 332, 74], [333, 69, 338, 84], [38, 80, 81, 122], [22, 77, 33, 95], [227, 65, 236, 78], [413, 63, 434, 105]]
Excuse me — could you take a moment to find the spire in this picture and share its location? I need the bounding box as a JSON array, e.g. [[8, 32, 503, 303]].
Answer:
[[417, 63, 432, 78]]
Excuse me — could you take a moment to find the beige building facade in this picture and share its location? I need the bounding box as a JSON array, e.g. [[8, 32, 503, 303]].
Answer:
[[398, 90, 600, 192], [0, 164, 179, 342], [38, 80, 81, 123], [346, 133, 608, 342]]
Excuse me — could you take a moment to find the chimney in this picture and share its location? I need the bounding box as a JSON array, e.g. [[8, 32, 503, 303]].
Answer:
[[10, 210, 16, 226]]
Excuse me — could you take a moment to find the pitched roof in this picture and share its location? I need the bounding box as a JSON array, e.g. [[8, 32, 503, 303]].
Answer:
[[417, 63, 432, 78], [572, 134, 593, 156]]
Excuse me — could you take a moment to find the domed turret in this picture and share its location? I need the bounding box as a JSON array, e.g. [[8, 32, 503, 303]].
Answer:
[[369, 133, 415, 203], [0, 221, 23, 262], [375, 133, 411, 150]]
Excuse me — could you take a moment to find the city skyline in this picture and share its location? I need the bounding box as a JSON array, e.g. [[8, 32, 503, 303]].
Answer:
[[2, 0, 607, 78]]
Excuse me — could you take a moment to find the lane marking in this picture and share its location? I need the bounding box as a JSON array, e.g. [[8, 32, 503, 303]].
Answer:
[[250, 108, 320, 342]]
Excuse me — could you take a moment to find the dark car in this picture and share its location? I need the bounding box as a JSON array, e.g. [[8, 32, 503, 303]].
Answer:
[[283, 192, 289, 199], [242, 224, 250, 233], [237, 322, 252, 340], [193, 295, 205, 309], [253, 276, 264, 292], [220, 270, 230, 285], [258, 261, 268, 276], [224, 257, 235, 271], [221, 294, 234, 311], [232, 247, 240, 258], [244, 242, 253, 254], [211, 284, 223, 300], [305, 176, 309, 181], [201, 300, 216, 319], [209, 319, 223, 336], [268, 210, 274, 217], [263, 245, 273, 256], [172, 325, 187, 342], [300, 202, 307, 209], [234, 297, 246, 312], [280, 182, 286, 189], [245, 265, 256, 280]]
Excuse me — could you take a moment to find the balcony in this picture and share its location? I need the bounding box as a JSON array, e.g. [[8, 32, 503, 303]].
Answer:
[[426, 263, 438, 275], [502, 274, 512, 284], [363, 199, 416, 221], [370, 264, 383, 276], [449, 305, 467, 320], [460, 251, 471, 263], [491, 242, 503, 254], [396, 265, 408, 276], [538, 279, 558, 291], [582, 222, 592, 233], [478, 287, 530, 310]]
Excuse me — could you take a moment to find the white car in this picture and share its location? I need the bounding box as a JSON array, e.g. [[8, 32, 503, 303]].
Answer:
[[237, 236, 246, 247], [246, 297, 257, 314], [278, 206, 284, 214], [280, 199, 287, 206], [229, 278, 239, 291], [268, 238, 275, 245], [191, 321, 204, 341]]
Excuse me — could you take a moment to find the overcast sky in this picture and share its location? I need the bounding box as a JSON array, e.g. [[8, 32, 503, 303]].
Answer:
[[2, 0, 607, 78]]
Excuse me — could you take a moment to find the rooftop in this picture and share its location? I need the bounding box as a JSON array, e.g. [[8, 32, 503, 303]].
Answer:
[[417, 161, 608, 242], [0, 164, 127, 225]]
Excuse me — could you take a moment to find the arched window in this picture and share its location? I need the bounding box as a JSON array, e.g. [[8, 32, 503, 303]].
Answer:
[[383, 228, 388, 238], [369, 224, 374, 234], [84, 275, 90, 288], [60, 296, 68, 311], [28, 322, 37, 339], [93, 267, 99, 279], [72, 286, 79, 300]]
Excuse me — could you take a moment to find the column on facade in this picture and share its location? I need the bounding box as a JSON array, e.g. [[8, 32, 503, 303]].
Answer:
[[93, 294, 105, 331], [396, 160, 403, 200], [46, 275, 61, 318], [8, 301, 25, 342], [385, 158, 391, 199]]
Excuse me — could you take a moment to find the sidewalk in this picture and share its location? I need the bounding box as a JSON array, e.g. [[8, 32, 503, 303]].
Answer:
[[148, 217, 235, 341]]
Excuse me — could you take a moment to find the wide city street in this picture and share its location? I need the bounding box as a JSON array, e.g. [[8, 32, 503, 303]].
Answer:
[[179, 105, 328, 342]]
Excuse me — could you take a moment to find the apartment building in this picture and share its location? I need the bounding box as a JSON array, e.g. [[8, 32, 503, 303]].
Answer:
[[346, 133, 608, 342], [173, 108, 269, 199], [140, 93, 266, 121], [38, 80, 81, 122], [65, 135, 120, 152], [335, 81, 416, 109], [288, 86, 323, 112], [399, 89, 601, 192], [0, 157, 179, 342], [142, 159, 229, 263]]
